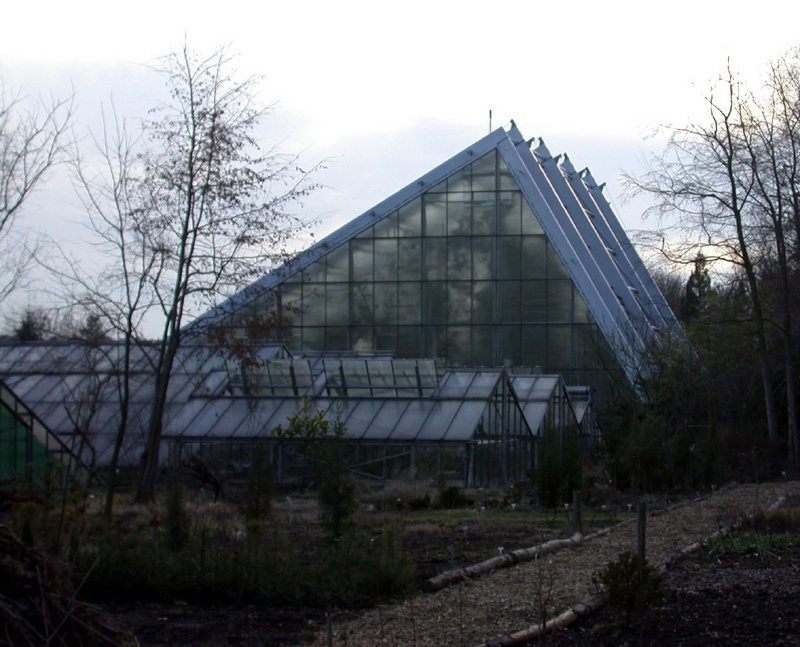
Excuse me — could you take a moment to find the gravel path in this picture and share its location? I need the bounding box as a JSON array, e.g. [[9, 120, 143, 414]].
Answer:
[[308, 481, 800, 647]]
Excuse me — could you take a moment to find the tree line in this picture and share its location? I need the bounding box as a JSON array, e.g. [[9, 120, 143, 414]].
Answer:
[[623, 46, 800, 480]]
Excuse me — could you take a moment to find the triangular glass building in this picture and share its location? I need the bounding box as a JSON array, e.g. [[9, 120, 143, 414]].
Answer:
[[189, 123, 677, 403]]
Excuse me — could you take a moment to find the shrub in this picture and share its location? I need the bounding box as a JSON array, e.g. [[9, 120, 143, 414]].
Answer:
[[593, 551, 662, 628], [438, 485, 470, 509]]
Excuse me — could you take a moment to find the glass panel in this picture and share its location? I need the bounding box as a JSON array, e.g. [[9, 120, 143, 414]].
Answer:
[[425, 325, 447, 362], [352, 327, 373, 352], [326, 283, 349, 325], [374, 282, 397, 325], [499, 192, 520, 235], [280, 321, 301, 349], [466, 371, 501, 398], [472, 282, 494, 324], [374, 326, 397, 351], [547, 280, 572, 322], [393, 400, 433, 440], [447, 282, 471, 324], [498, 153, 516, 190], [499, 325, 521, 364], [424, 239, 446, 280], [428, 178, 448, 193], [303, 259, 326, 283], [447, 192, 471, 235], [438, 371, 475, 397], [398, 198, 422, 236], [573, 324, 591, 363], [351, 283, 373, 323], [397, 326, 421, 358], [363, 401, 405, 437], [521, 325, 547, 368], [398, 283, 421, 324], [280, 284, 302, 324], [419, 402, 463, 440], [573, 289, 590, 324], [374, 239, 398, 281], [522, 280, 547, 322], [447, 326, 470, 366], [424, 281, 446, 324], [326, 327, 348, 349], [448, 165, 471, 192], [547, 325, 572, 368], [302, 283, 325, 325], [351, 239, 374, 280], [355, 225, 373, 239], [374, 211, 398, 238], [447, 237, 471, 279], [473, 326, 494, 366], [522, 236, 547, 279], [302, 326, 324, 350], [500, 237, 521, 280], [326, 245, 350, 282], [500, 280, 521, 323], [423, 194, 446, 236], [472, 192, 496, 234], [472, 237, 494, 280], [348, 400, 383, 436], [472, 151, 496, 191], [546, 240, 570, 279], [398, 238, 421, 280], [521, 198, 544, 234]]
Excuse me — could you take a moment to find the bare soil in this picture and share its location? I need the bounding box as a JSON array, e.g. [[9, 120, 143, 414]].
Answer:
[[546, 543, 800, 646], [102, 481, 800, 647]]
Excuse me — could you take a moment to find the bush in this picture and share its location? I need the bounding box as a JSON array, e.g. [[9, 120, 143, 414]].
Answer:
[[593, 551, 662, 628], [438, 485, 470, 509]]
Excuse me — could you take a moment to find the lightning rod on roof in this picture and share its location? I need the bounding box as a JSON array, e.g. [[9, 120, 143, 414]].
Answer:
[[489, 109, 492, 133]]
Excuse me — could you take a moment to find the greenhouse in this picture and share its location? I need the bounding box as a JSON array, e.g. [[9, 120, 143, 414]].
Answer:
[[0, 342, 595, 487], [0, 122, 678, 489]]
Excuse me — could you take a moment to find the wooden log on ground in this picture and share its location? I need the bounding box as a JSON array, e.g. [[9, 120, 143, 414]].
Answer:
[[422, 532, 583, 592], [482, 594, 606, 647]]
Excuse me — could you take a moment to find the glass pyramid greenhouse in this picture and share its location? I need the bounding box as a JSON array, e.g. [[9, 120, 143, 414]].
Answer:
[[189, 122, 678, 396]]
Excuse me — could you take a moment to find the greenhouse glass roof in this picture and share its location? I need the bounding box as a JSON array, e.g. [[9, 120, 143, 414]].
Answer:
[[0, 342, 593, 468]]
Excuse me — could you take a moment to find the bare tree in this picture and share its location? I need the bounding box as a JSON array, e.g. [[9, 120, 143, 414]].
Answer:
[[738, 47, 800, 468], [627, 63, 781, 464], [0, 80, 73, 303], [68, 44, 319, 503]]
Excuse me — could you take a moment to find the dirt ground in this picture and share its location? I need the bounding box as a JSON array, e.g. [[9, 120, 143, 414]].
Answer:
[[106, 547, 800, 646], [545, 543, 800, 646], [103, 481, 800, 647]]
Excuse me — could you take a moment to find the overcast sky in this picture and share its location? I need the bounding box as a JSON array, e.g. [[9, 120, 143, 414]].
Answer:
[[2, 0, 800, 321]]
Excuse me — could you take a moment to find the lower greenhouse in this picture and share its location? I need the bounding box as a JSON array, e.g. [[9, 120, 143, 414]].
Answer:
[[0, 342, 597, 489], [163, 355, 599, 487]]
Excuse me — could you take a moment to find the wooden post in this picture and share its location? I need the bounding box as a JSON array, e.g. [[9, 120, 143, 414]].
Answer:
[[572, 490, 582, 534], [326, 606, 333, 647], [637, 502, 647, 562]]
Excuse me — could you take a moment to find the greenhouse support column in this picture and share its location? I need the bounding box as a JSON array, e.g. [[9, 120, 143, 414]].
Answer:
[[410, 445, 417, 482], [464, 443, 474, 488], [501, 375, 509, 482]]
